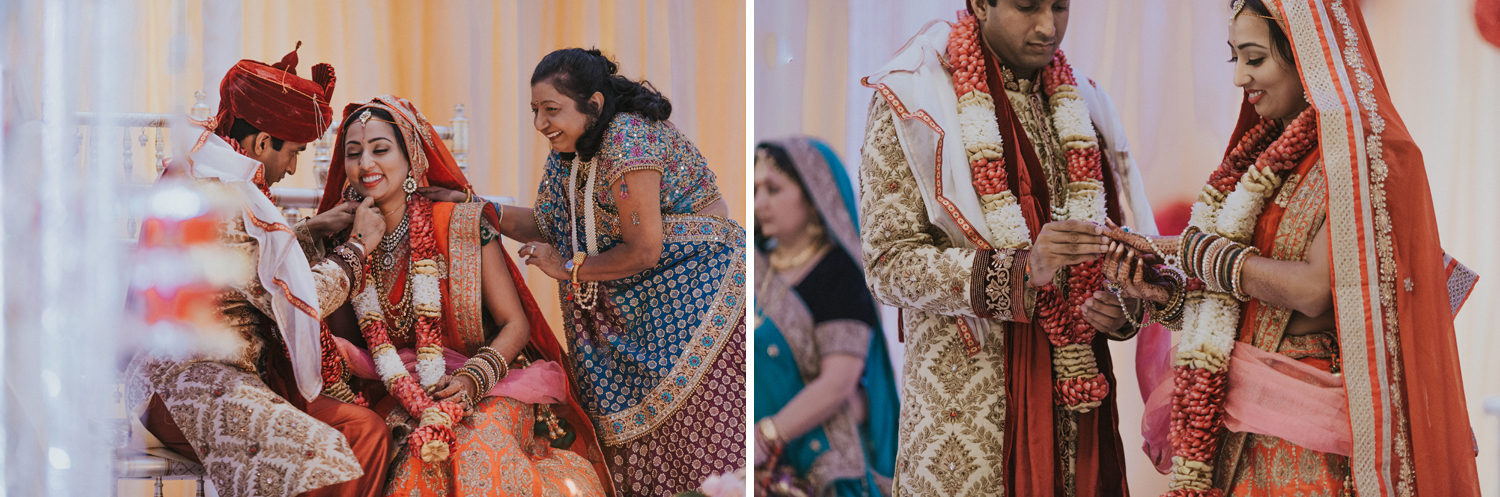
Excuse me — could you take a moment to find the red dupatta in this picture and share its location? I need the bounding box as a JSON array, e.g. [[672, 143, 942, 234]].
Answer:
[[318, 95, 612, 492], [1240, 2, 1478, 494], [977, 37, 1132, 497]]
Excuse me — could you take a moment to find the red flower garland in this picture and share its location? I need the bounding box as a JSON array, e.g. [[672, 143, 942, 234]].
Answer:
[[949, 13, 1112, 412], [1164, 107, 1318, 497], [947, 15, 1009, 196], [357, 195, 466, 461], [1038, 50, 1112, 411]]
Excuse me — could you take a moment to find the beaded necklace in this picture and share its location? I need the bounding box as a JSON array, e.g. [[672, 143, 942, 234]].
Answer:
[[372, 210, 415, 339], [567, 155, 601, 309]]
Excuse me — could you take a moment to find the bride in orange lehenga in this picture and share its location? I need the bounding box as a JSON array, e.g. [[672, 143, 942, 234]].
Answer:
[[313, 95, 609, 496]]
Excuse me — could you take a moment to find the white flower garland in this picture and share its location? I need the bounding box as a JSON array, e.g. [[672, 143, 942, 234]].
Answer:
[[411, 260, 445, 386], [1049, 83, 1105, 225], [351, 260, 446, 389], [956, 90, 1033, 249]]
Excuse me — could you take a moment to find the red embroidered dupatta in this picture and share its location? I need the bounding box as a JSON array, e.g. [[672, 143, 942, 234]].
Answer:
[[1245, 2, 1478, 494]]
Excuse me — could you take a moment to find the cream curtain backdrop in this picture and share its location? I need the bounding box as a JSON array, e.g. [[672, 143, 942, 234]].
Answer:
[[134, 0, 745, 349], [114, 3, 744, 495], [756, 0, 1500, 494]]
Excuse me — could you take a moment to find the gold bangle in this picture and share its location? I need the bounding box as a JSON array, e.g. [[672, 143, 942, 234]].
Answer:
[[1231, 247, 1259, 301], [571, 252, 587, 287], [757, 418, 783, 446]]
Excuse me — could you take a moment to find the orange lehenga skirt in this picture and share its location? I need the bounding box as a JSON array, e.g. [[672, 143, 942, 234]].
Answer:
[[383, 395, 605, 496]]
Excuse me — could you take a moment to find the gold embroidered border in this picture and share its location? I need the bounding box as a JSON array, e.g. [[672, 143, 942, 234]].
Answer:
[[448, 202, 486, 352], [595, 222, 746, 445], [1329, 2, 1413, 493], [1248, 162, 1327, 352], [814, 320, 874, 360], [1277, 0, 1406, 494]]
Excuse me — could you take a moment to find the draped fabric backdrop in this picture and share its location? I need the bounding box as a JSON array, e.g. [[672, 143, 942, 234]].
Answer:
[[756, 0, 1500, 494], [4, 2, 742, 496], [131, 0, 745, 351]]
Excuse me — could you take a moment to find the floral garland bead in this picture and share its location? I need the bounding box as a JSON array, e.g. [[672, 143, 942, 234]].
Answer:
[[948, 10, 1110, 412], [1041, 47, 1112, 412]]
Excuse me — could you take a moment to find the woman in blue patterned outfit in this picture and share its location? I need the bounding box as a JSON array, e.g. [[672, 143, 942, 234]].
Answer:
[[421, 48, 746, 496]]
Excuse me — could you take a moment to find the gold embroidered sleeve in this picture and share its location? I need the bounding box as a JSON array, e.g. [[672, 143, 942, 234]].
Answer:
[[971, 248, 1032, 322], [814, 319, 873, 360], [222, 216, 352, 319], [858, 95, 988, 318], [292, 219, 327, 262]]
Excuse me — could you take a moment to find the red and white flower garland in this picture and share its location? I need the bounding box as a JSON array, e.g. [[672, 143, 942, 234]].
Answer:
[[948, 13, 1111, 413], [349, 195, 466, 463], [1164, 107, 1317, 496], [947, 15, 1031, 249]]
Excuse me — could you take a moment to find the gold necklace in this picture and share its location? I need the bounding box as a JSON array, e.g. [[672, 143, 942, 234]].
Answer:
[[768, 238, 825, 271]]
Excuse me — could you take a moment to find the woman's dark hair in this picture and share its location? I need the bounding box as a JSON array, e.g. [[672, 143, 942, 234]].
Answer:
[[1238, 0, 1297, 66], [530, 48, 672, 161], [339, 107, 410, 161], [753, 142, 812, 252]]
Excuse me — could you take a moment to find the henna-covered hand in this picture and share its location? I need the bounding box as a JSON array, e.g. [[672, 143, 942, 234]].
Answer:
[[1102, 241, 1171, 303]]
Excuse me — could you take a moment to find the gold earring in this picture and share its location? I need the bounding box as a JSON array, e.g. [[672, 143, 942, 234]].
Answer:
[[807, 219, 825, 240], [343, 184, 363, 202], [403, 177, 417, 194]]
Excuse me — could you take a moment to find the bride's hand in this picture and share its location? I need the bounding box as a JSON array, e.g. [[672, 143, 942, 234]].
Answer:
[[415, 186, 470, 204], [428, 374, 479, 414], [518, 242, 569, 280], [1103, 241, 1171, 303]]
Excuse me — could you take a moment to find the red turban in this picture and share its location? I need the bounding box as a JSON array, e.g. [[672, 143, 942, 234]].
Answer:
[[213, 42, 337, 144]]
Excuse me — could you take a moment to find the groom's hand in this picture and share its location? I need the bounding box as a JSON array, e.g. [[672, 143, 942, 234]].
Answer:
[[1027, 220, 1109, 287], [1083, 290, 1128, 335], [305, 202, 356, 240]]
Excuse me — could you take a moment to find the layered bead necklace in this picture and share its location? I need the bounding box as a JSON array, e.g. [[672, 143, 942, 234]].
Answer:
[[948, 13, 1112, 413], [372, 213, 415, 338], [1162, 107, 1318, 496], [350, 194, 465, 463], [568, 155, 601, 310]]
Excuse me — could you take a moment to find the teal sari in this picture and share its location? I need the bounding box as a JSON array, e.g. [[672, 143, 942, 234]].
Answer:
[[754, 138, 898, 496]]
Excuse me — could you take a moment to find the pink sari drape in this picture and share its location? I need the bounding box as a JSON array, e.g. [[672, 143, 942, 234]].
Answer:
[[1137, 324, 1352, 474], [334, 336, 568, 406]]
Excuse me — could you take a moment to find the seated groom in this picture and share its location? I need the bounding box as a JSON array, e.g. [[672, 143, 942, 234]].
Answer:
[[126, 44, 391, 497]]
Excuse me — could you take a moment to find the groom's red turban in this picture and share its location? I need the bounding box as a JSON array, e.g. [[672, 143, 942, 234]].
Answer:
[[212, 42, 336, 144]]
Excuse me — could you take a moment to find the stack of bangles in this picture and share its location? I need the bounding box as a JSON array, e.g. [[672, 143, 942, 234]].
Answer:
[[454, 346, 509, 410], [1178, 227, 1259, 301], [1145, 269, 1188, 328]]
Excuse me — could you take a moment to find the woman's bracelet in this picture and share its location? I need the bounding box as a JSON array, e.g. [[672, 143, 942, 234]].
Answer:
[[477, 346, 510, 380], [454, 368, 487, 404], [757, 418, 784, 450]]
